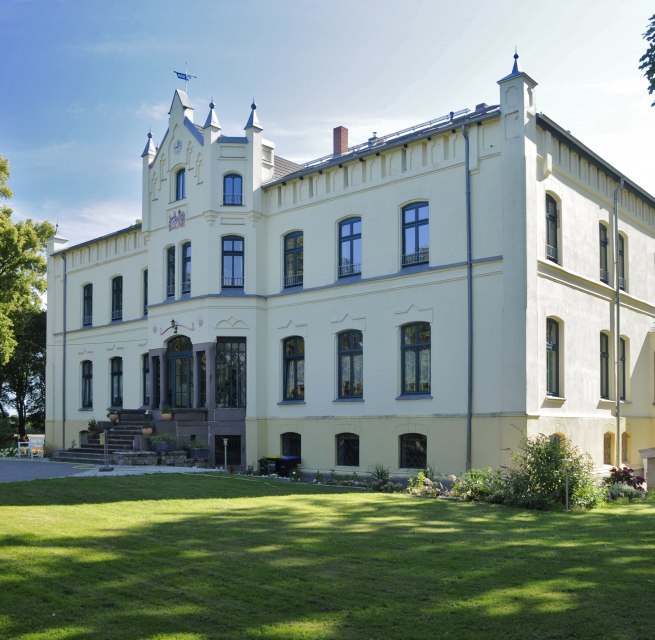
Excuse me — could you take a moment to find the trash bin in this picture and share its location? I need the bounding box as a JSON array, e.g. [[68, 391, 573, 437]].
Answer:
[[275, 456, 300, 477], [259, 457, 278, 475]]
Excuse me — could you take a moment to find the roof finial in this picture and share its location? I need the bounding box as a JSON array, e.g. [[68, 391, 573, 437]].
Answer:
[[512, 47, 519, 75], [245, 98, 262, 131], [141, 129, 157, 157], [204, 99, 220, 129]]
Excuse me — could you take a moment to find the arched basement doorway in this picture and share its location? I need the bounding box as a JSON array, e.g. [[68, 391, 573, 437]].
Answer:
[[167, 335, 193, 408]]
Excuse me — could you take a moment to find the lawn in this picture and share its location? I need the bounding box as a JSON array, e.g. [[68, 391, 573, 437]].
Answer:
[[0, 474, 653, 640]]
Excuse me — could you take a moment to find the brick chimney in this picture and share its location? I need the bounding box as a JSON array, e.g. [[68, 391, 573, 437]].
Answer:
[[333, 126, 348, 156]]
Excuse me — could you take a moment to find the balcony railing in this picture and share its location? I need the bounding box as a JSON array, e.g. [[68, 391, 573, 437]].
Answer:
[[401, 249, 429, 267], [338, 262, 361, 277], [223, 194, 243, 206], [284, 273, 303, 288], [181, 278, 191, 295], [600, 268, 609, 283], [82, 315, 92, 326], [619, 276, 626, 291], [222, 277, 244, 288], [166, 283, 175, 298], [111, 308, 122, 321], [546, 244, 558, 262]]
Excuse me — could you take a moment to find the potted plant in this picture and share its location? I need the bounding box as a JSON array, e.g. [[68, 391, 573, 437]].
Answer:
[[159, 405, 173, 421], [107, 408, 119, 424], [186, 440, 210, 461], [148, 432, 177, 453], [142, 414, 154, 436], [87, 418, 99, 438]]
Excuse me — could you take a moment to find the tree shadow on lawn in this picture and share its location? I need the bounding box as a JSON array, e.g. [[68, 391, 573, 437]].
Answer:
[[1, 492, 654, 640], [0, 473, 354, 506]]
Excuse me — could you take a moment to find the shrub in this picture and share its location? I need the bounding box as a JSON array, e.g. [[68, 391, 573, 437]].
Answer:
[[367, 464, 402, 492], [506, 434, 601, 510], [450, 467, 507, 503], [603, 466, 645, 491], [0, 418, 16, 449], [406, 470, 443, 497], [606, 482, 644, 502]]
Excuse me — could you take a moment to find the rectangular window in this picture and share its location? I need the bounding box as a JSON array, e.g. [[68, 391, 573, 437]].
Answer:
[[153, 356, 161, 409], [166, 247, 175, 298], [111, 276, 123, 321], [216, 338, 246, 408], [618, 235, 625, 290], [222, 236, 245, 288], [338, 330, 363, 398], [600, 333, 609, 399], [546, 195, 558, 262], [176, 168, 186, 200], [197, 351, 207, 407], [223, 174, 243, 206], [181, 242, 191, 294], [337, 433, 359, 466], [283, 336, 305, 400], [142, 354, 150, 407], [599, 224, 608, 283], [82, 284, 93, 326], [143, 269, 148, 316], [619, 337, 626, 401], [546, 319, 560, 396], [284, 232, 303, 288], [110, 357, 123, 407], [402, 202, 429, 267], [81, 361, 93, 409], [401, 322, 431, 394]]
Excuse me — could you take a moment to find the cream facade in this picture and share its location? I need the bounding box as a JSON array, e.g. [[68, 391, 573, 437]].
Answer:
[[46, 60, 655, 475]]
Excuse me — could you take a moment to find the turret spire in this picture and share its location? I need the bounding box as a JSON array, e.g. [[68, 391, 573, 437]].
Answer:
[[141, 130, 157, 157], [204, 99, 220, 129], [244, 99, 262, 131]]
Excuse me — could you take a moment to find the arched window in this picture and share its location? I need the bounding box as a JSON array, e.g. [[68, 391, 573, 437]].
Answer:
[[110, 357, 123, 407], [603, 432, 614, 466], [167, 336, 193, 408], [546, 195, 559, 262], [621, 432, 630, 465], [600, 332, 610, 399], [401, 322, 431, 394], [402, 202, 429, 267], [223, 174, 243, 206], [546, 318, 560, 396], [338, 330, 363, 398], [281, 432, 301, 458], [599, 223, 609, 283], [283, 336, 305, 400], [175, 168, 186, 201], [284, 231, 303, 288], [222, 236, 244, 288], [336, 433, 359, 466], [338, 217, 361, 277], [111, 276, 123, 321], [81, 361, 93, 409], [181, 242, 191, 294], [400, 433, 427, 469], [82, 284, 93, 326]]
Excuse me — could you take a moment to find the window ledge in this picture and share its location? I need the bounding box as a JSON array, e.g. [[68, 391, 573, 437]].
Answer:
[[400, 263, 430, 275], [79, 407, 93, 412], [278, 400, 306, 405], [334, 398, 364, 403], [544, 395, 566, 405], [396, 394, 433, 401]]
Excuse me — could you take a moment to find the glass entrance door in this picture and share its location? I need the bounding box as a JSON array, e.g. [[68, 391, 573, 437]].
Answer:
[[166, 336, 193, 408]]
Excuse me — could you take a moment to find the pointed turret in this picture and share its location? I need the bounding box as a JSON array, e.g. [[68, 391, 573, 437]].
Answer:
[[141, 131, 157, 159], [244, 100, 262, 132], [169, 89, 194, 124], [203, 100, 221, 144]]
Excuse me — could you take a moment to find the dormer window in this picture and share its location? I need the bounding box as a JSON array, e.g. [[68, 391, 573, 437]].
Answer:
[[175, 168, 186, 201], [223, 174, 242, 206]]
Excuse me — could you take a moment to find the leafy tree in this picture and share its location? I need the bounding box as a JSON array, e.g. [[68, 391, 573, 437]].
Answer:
[[0, 308, 46, 437], [0, 154, 54, 365], [639, 13, 655, 106]]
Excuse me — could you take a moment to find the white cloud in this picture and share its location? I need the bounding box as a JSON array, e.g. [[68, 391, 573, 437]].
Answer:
[[135, 102, 169, 122]]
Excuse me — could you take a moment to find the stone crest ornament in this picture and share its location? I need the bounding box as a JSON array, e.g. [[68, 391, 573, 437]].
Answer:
[[169, 209, 186, 231]]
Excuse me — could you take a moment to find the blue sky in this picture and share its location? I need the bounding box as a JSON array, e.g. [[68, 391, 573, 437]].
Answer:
[[2, 0, 653, 246]]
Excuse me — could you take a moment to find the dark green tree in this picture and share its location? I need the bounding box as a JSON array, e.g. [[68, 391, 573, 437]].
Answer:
[[0, 154, 54, 365], [639, 13, 655, 106]]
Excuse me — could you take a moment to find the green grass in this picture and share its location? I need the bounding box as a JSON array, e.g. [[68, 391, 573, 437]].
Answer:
[[0, 474, 654, 639]]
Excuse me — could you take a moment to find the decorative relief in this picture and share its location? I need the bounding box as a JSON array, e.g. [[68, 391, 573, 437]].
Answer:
[[331, 313, 366, 331], [169, 209, 186, 231], [215, 315, 249, 329], [394, 304, 433, 323]]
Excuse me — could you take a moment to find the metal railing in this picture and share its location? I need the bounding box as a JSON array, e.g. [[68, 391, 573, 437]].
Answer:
[[284, 274, 303, 288], [222, 277, 244, 288], [111, 308, 122, 321], [338, 263, 361, 277], [401, 250, 429, 267], [223, 194, 243, 206]]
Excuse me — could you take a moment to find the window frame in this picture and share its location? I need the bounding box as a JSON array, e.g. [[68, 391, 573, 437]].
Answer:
[[283, 231, 303, 288], [401, 202, 429, 268], [336, 432, 359, 466], [143, 269, 148, 316], [599, 223, 609, 283], [600, 332, 610, 400], [181, 242, 191, 295], [546, 195, 559, 262], [400, 433, 427, 469], [546, 318, 560, 397], [618, 234, 626, 291], [81, 360, 93, 409], [82, 283, 93, 327], [619, 337, 626, 401], [222, 236, 245, 289], [283, 336, 305, 401], [175, 168, 186, 201], [223, 173, 243, 206], [281, 432, 301, 458], [337, 330, 363, 399], [400, 322, 431, 395], [142, 354, 150, 407], [111, 276, 123, 321], [110, 357, 123, 408], [166, 246, 175, 298], [338, 217, 362, 277]]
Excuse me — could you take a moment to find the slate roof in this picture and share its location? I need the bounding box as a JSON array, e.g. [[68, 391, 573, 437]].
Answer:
[[273, 156, 303, 181]]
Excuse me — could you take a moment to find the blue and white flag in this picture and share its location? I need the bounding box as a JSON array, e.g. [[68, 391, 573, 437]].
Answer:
[[175, 71, 191, 81]]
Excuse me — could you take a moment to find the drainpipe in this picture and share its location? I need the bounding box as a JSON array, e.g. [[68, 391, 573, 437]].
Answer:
[[61, 252, 68, 449], [462, 123, 473, 471], [613, 178, 624, 466]]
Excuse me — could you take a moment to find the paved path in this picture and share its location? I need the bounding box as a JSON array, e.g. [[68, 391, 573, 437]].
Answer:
[[0, 458, 222, 483]]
